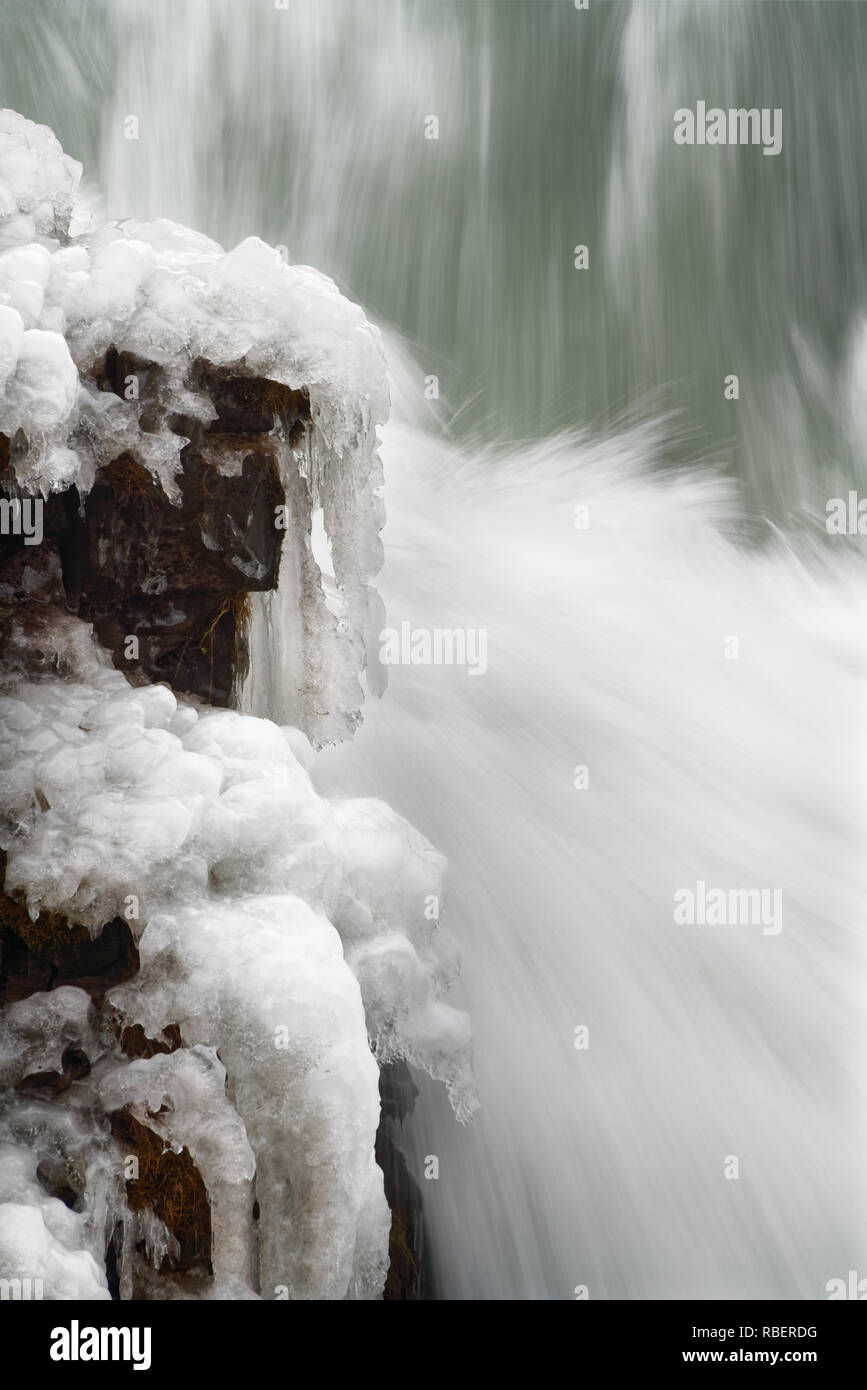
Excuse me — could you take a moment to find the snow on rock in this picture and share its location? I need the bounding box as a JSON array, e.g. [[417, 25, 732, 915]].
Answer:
[[0, 110, 388, 716], [0, 180, 388, 502], [0, 613, 474, 1298], [0, 110, 472, 1300]]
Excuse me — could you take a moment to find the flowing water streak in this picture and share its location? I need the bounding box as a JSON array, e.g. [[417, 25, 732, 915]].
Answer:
[[319, 391, 867, 1297]]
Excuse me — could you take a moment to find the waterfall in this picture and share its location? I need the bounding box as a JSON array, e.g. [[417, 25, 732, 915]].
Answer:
[[1, 0, 865, 1299]]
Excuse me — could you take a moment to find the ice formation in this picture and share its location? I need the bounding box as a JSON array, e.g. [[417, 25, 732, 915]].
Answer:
[[0, 111, 473, 1299], [0, 108, 388, 740]]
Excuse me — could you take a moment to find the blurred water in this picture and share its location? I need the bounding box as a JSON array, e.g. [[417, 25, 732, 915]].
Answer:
[[3, 0, 865, 1298], [5, 0, 867, 511], [319, 395, 867, 1297]]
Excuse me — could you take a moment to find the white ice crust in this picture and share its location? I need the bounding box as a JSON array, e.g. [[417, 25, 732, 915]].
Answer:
[[0, 110, 388, 734], [0, 112, 387, 500], [0, 620, 474, 1299], [0, 111, 473, 1300]]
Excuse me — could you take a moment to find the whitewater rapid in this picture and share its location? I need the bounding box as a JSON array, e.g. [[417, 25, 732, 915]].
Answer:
[[316, 383, 867, 1298]]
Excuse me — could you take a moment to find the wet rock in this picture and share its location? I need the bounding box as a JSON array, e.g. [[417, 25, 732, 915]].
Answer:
[[0, 853, 139, 1004]]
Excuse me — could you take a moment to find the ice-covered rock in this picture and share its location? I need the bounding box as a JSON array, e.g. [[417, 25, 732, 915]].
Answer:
[[109, 898, 389, 1300], [99, 1047, 256, 1295], [0, 1200, 110, 1301], [0, 192, 388, 504], [0, 613, 474, 1298], [0, 109, 472, 1301], [0, 1103, 116, 1301], [0, 986, 96, 1087], [0, 110, 81, 253], [0, 109, 387, 727]]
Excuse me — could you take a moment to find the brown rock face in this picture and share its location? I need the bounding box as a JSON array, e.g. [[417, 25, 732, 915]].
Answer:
[[109, 1110, 213, 1277], [0, 351, 310, 705]]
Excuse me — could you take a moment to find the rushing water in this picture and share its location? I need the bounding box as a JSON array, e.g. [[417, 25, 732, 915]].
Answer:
[[4, 0, 865, 1298]]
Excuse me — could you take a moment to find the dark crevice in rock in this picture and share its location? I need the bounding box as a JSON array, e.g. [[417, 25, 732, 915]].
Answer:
[[198, 364, 309, 443], [15, 1044, 92, 1100], [118, 1022, 183, 1061], [0, 851, 139, 1005], [105, 1221, 124, 1300], [375, 1060, 434, 1301], [37, 1153, 85, 1213]]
